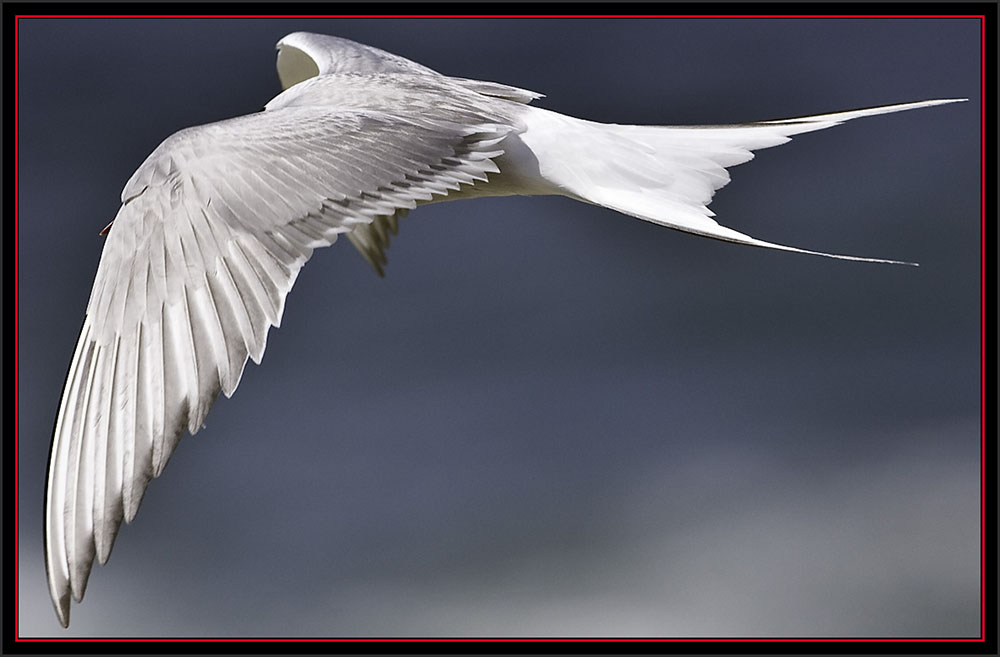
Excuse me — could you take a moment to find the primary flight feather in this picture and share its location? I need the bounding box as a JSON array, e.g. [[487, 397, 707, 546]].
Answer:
[[44, 31, 965, 627]]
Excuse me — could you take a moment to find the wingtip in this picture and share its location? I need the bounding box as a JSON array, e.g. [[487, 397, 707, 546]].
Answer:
[[54, 592, 71, 628]]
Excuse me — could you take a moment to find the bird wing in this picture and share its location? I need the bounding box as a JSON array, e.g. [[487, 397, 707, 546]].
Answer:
[[45, 95, 514, 627], [270, 40, 540, 275], [276, 31, 443, 88], [275, 31, 544, 103]]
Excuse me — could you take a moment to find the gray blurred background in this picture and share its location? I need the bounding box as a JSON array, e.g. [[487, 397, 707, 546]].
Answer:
[[16, 17, 980, 638]]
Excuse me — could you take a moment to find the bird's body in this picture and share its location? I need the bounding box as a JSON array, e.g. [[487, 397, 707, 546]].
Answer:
[[43, 31, 965, 627]]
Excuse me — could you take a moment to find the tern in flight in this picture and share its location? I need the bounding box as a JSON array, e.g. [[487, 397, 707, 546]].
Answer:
[[43, 31, 965, 627]]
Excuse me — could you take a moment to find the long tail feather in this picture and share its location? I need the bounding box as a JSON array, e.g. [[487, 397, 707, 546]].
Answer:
[[517, 99, 966, 264]]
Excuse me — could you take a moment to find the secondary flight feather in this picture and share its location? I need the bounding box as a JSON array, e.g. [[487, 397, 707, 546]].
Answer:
[[44, 31, 965, 627]]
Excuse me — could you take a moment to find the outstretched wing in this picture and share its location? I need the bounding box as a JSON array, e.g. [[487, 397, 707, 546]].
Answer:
[[45, 94, 514, 627]]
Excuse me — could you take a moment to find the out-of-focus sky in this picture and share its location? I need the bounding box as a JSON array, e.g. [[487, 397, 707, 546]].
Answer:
[[16, 17, 980, 638]]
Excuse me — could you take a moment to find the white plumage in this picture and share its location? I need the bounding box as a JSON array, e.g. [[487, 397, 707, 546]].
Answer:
[[44, 31, 964, 627]]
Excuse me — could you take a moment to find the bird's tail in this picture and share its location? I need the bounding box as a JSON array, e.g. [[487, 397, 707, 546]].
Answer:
[[515, 98, 965, 264]]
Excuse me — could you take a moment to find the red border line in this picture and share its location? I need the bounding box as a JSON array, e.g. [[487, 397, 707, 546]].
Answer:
[[13, 637, 991, 643], [13, 13, 988, 643], [11, 14, 992, 19], [979, 12, 987, 644], [14, 12, 20, 643]]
